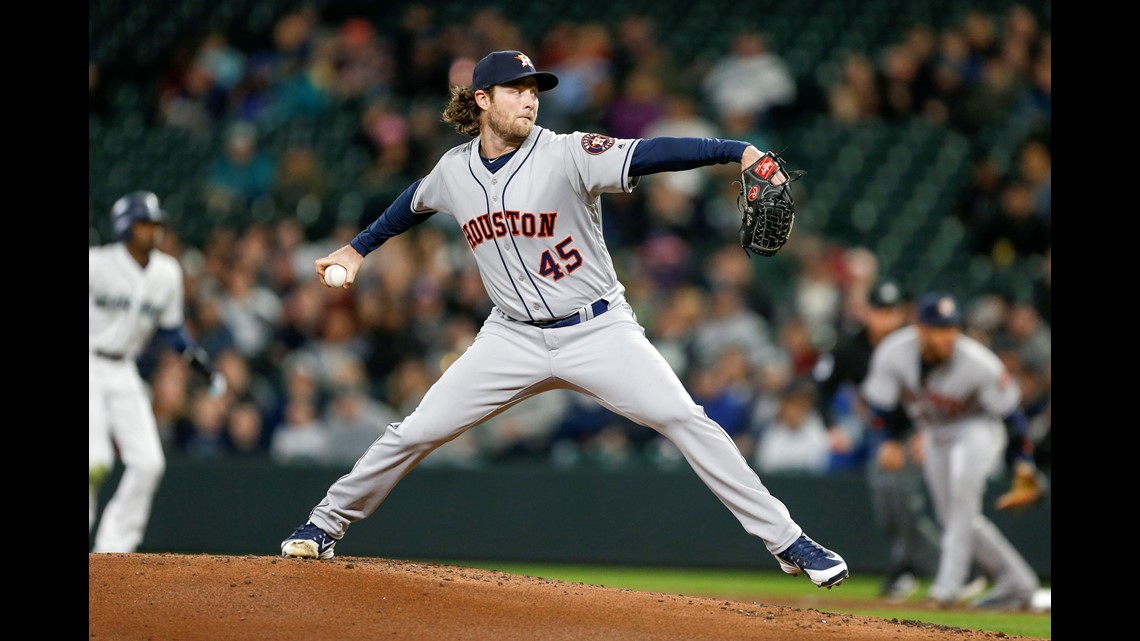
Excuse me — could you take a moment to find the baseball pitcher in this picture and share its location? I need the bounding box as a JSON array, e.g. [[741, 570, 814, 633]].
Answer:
[[279, 51, 847, 588]]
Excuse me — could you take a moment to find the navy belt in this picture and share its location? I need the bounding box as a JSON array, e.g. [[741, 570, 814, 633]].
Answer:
[[95, 350, 126, 361], [527, 299, 609, 329]]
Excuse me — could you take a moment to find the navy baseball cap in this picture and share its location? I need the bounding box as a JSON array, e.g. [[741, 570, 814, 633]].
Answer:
[[916, 292, 962, 327], [868, 279, 907, 308], [471, 50, 559, 92]]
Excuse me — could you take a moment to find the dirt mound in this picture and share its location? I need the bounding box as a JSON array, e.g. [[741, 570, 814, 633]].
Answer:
[[88, 553, 1040, 641]]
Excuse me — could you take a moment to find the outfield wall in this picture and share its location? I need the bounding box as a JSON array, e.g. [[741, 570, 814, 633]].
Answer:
[[94, 459, 1051, 580]]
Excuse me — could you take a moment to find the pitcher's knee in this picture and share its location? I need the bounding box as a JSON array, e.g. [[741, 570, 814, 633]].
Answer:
[[383, 422, 450, 452]]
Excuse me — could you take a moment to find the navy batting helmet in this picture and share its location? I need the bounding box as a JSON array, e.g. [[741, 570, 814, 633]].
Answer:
[[111, 191, 165, 242]]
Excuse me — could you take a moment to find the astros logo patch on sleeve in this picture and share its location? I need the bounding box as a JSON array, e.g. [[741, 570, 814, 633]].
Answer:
[[581, 134, 615, 155]]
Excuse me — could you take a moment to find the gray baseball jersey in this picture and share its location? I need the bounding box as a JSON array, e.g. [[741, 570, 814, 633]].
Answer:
[[303, 125, 807, 556], [89, 243, 183, 553], [412, 127, 633, 322], [861, 326, 1038, 602], [861, 326, 1020, 430]]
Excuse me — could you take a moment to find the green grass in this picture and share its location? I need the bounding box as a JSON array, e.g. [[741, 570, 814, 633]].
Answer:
[[435, 560, 1051, 639]]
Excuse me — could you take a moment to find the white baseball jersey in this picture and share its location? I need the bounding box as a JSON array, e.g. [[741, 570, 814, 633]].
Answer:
[[90, 242, 183, 553], [860, 326, 1037, 603], [411, 126, 637, 322], [90, 243, 185, 360]]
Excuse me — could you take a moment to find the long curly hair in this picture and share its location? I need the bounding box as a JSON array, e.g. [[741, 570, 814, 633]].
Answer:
[[441, 86, 483, 137]]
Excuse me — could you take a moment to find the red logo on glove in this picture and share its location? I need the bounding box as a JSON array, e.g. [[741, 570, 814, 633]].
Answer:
[[748, 185, 760, 201], [753, 155, 778, 180]]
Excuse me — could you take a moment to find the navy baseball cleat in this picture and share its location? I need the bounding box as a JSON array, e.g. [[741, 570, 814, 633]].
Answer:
[[281, 522, 338, 560], [775, 534, 849, 588]]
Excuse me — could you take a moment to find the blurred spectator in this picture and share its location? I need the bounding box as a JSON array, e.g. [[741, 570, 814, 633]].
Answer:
[[150, 351, 192, 451], [474, 389, 574, 464], [966, 178, 1051, 265], [703, 241, 776, 321], [205, 121, 277, 217], [748, 358, 794, 433], [790, 236, 844, 340], [957, 53, 1026, 133], [702, 32, 796, 130], [603, 66, 665, 139], [270, 279, 325, 355], [540, 22, 615, 132], [961, 9, 1001, 81], [636, 232, 696, 292], [188, 291, 239, 359], [1015, 36, 1050, 126], [996, 300, 1051, 376], [263, 352, 326, 435], [962, 293, 1009, 348], [643, 93, 721, 200], [322, 361, 401, 465], [159, 58, 224, 135], [354, 99, 413, 191], [1016, 139, 1051, 221], [690, 281, 781, 373], [879, 41, 931, 121], [177, 391, 230, 459], [227, 400, 269, 457], [157, 37, 227, 135], [305, 303, 372, 390], [270, 397, 331, 466], [390, 5, 452, 101], [752, 377, 831, 476], [549, 395, 641, 470], [777, 315, 822, 378], [217, 260, 285, 367], [952, 153, 1005, 230], [642, 176, 698, 233], [609, 15, 671, 90], [327, 17, 391, 101], [196, 32, 247, 95], [229, 54, 277, 122], [687, 345, 756, 455], [386, 357, 436, 418], [273, 145, 329, 220], [213, 347, 276, 417], [648, 285, 706, 377], [828, 53, 881, 124], [835, 246, 881, 333]]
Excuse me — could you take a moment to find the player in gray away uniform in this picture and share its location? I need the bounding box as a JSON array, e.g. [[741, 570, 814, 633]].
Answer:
[[812, 279, 949, 601], [280, 50, 848, 588], [861, 292, 1041, 610], [90, 191, 227, 553]]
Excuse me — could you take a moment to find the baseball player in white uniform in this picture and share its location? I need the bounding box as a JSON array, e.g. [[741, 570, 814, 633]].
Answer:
[[861, 292, 1041, 609], [90, 191, 226, 553], [280, 50, 848, 589]]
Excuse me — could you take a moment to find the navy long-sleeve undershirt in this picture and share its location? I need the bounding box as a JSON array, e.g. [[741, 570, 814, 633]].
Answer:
[[349, 137, 751, 256]]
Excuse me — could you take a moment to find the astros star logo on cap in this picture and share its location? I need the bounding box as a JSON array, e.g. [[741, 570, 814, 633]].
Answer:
[[515, 53, 533, 68]]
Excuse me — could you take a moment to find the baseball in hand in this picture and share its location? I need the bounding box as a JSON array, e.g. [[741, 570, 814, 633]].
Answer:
[[324, 264, 348, 288]]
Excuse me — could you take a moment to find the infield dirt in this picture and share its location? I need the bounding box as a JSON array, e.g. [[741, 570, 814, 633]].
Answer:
[[89, 553, 1047, 641]]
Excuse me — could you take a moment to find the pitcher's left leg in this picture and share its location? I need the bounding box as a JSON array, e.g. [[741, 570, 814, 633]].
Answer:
[[555, 304, 800, 553]]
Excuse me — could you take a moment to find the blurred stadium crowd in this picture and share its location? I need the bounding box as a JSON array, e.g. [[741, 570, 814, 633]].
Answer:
[[89, 1, 1050, 473]]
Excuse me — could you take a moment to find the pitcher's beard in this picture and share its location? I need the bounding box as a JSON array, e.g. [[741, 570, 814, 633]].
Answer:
[[487, 111, 533, 145]]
